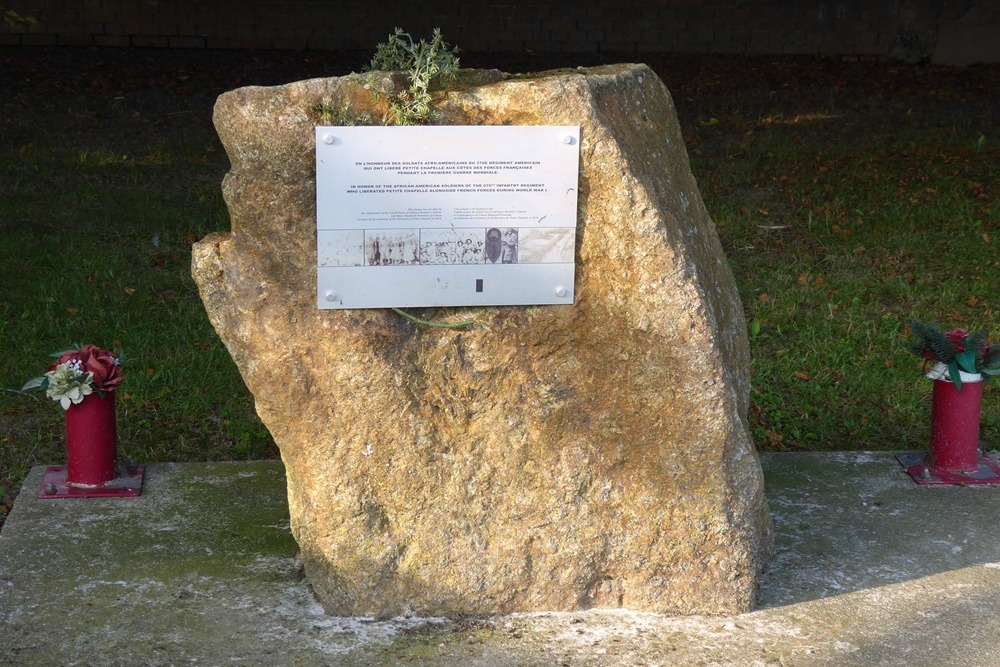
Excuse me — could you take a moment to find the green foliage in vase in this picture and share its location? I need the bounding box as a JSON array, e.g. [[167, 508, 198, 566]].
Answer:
[[910, 320, 1000, 388]]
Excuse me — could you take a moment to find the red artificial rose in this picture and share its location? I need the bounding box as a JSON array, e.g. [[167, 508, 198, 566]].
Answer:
[[945, 328, 968, 353], [53, 345, 123, 392]]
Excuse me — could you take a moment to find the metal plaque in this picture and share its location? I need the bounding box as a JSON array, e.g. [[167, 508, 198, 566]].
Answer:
[[316, 125, 580, 309]]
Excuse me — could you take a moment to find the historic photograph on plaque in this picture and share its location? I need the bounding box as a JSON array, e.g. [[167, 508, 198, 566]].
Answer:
[[315, 125, 580, 309]]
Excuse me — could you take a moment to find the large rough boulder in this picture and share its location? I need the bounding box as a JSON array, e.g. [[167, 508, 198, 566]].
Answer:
[[192, 63, 772, 617]]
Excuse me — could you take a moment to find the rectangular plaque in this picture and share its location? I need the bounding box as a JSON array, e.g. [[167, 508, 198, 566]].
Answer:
[[315, 125, 580, 309]]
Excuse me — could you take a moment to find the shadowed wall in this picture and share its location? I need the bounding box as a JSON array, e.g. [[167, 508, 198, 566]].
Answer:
[[1, 1, 996, 64]]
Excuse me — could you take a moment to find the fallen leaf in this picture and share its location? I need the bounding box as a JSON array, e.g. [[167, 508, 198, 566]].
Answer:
[[765, 429, 786, 450], [797, 273, 808, 285], [794, 371, 812, 381], [66, 307, 79, 315], [123, 287, 136, 295], [967, 296, 980, 307]]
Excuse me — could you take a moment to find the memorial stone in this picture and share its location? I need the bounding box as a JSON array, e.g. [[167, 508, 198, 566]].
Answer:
[[192, 63, 773, 617]]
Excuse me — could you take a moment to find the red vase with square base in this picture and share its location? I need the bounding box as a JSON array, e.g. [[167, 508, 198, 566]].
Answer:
[[38, 392, 144, 499], [897, 364, 1000, 486]]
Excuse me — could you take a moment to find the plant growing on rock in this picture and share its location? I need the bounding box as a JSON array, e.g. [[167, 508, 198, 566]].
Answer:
[[361, 27, 460, 125], [310, 97, 372, 126]]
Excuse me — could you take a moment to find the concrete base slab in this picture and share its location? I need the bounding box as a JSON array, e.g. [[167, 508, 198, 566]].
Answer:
[[3, 453, 1000, 665]]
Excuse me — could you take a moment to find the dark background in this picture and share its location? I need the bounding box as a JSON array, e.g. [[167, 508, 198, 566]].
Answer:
[[1, 1, 998, 66]]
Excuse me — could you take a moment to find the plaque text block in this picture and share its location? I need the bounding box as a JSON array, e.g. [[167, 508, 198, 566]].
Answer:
[[316, 125, 580, 309]]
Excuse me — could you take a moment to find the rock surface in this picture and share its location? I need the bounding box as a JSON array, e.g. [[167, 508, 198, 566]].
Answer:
[[192, 63, 772, 617]]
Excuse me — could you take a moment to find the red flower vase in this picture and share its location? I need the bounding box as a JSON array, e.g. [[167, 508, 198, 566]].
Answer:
[[39, 390, 144, 499], [928, 377, 983, 475], [65, 392, 119, 486], [898, 367, 1000, 485]]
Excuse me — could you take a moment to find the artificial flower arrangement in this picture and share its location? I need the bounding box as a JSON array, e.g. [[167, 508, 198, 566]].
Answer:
[[22, 344, 123, 409], [909, 321, 1000, 389]]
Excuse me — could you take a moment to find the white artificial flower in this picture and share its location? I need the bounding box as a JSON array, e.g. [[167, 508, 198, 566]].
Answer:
[[59, 383, 93, 409], [43, 363, 95, 410]]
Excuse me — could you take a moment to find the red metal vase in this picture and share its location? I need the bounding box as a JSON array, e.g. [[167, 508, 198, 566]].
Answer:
[[65, 392, 118, 486], [928, 377, 983, 474], [38, 391, 145, 499], [897, 369, 1000, 486]]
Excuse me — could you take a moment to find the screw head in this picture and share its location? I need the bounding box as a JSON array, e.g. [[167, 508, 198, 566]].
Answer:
[[324, 291, 337, 302], [555, 286, 568, 297], [323, 134, 335, 145]]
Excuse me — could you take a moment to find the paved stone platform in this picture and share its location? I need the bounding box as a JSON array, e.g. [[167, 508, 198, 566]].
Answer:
[[2, 452, 1000, 666]]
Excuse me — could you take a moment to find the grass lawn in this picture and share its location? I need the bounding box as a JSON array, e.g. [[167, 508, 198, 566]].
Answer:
[[1, 48, 997, 517], [676, 59, 999, 451]]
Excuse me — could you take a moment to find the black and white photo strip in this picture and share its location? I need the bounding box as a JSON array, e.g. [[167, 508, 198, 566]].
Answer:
[[366, 230, 420, 266], [421, 227, 490, 265], [318, 227, 574, 267]]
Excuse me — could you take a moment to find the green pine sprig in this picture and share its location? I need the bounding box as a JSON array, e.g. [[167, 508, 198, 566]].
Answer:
[[910, 320, 998, 389], [909, 321, 956, 363]]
